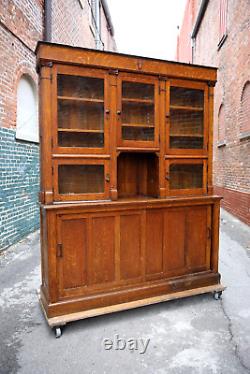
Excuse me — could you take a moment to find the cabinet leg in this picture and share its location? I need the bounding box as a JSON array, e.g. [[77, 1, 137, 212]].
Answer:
[[213, 290, 223, 300], [54, 327, 62, 338]]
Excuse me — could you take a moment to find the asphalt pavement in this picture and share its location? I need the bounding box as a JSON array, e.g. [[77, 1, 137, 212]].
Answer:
[[0, 209, 250, 374]]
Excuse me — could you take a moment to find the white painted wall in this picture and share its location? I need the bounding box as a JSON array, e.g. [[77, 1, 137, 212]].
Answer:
[[16, 75, 39, 143]]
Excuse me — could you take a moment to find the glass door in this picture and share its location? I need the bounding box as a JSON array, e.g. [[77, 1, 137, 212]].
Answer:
[[165, 159, 207, 196], [54, 66, 109, 153], [117, 74, 159, 148], [53, 159, 110, 201], [167, 81, 208, 155]]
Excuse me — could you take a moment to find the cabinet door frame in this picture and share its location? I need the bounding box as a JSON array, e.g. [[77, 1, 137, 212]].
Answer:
[[52, 64, 110, 154], [116, 72, 160, 149], [165, 158, 208, 196], [166, 79, 209, 156], [53, 158, 110, 201]]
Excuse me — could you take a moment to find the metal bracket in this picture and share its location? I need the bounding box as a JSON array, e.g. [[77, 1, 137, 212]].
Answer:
[[56, 244, 63, 257], [159, 75, 168, 81], [108, 69, 119, 75], [207, 81, 216, 87]]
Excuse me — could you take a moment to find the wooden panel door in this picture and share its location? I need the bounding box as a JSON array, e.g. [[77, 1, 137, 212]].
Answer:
[[145, 205, 212, 280], [57, 213, 116, 298], [57, 216, 88, 298], [164, 206, 212, 276], [166, 80, 209, 156], [117, 73, 160, 149], [185, 205, 211, 272], [52, 65, 110, 154], [120, 212, 143, 281], [88, 215, 116, 285], [145, 210, 164, 280]]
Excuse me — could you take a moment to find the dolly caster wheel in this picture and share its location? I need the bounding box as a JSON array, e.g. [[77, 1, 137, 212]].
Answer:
[[55, 327, 62, 338], [213, 291, 222, 300]]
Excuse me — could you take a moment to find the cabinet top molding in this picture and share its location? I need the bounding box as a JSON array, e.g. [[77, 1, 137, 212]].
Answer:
[[36, 42, 217, 83]]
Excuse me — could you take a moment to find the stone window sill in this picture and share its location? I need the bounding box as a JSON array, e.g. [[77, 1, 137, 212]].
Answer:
[[239, 132, 250, 141], [217, 141, 226, 148]]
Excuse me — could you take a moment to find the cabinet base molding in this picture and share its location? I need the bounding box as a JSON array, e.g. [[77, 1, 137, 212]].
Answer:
[[39, 283, 225, 328]]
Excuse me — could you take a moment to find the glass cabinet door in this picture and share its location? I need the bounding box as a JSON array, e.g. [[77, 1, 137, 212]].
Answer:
[[167, 82, 208, 155], [53, 159, 110, 201], [55, 67, 108, 153], [165, 160, 207, 195], [117, 75, 159, 147]]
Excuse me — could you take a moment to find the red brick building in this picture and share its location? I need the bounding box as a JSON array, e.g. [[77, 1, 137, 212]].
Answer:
[[176, 0, 250, 225], [0, 0, 116, 250]]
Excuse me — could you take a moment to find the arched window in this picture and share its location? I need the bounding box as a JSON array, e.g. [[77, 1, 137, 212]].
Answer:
[[239, 81, 250, 138], [16, 75, 39, 143], [218, 103, 225, 145]]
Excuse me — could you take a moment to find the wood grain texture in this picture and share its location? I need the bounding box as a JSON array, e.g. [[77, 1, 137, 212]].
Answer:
[[38, 44, 221, 326]]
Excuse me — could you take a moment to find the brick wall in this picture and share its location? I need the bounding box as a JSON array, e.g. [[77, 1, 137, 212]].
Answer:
[[177, 0, 250, 225], [0, 0, 116, 250], [0, 1, 43, 251], [51, 0, 95, 48], [0, 128, 40, 249], [51, 0, 116, 51]]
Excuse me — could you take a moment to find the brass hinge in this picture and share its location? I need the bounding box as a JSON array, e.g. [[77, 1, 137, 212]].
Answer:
[[108, 69, 119, 75], [207, 81, 216, 87], [56, 243, 63, 257], [159, 86, 166, 94], [159, 75, 168, 81]]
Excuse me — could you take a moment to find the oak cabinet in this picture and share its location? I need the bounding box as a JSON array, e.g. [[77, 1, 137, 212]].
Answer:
[[37, 42, 223, 330]]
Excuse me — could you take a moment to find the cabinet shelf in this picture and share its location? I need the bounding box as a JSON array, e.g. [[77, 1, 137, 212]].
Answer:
[[58, 128, 104, 133], [122, 98, 154, 104], [122, 123, 154, 128], [170, 133, 203, 138], [170, 105, 203, 112], [58, 96, 104, 104]]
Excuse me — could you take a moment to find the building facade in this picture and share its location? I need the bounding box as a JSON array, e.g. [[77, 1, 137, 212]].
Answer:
[[0, 0, 116, 250], [176, 0, 250, 225]]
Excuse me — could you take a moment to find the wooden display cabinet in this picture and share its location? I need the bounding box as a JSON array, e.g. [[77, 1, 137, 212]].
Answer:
[[36, 42, 224, 337]]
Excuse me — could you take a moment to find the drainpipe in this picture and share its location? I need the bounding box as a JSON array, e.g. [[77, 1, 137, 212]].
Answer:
[[44, 0, 52, 42], [95, 0, 102, 49], [101, 0, 114, 36], [191, 0, 209, 62]]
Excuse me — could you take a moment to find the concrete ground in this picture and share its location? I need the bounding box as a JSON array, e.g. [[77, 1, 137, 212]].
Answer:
[[0, 209, 250, 374]]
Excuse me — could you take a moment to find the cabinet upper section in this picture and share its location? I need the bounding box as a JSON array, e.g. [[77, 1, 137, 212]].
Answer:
[[36, 42, 217, 83], [37, 42, 217, 203]]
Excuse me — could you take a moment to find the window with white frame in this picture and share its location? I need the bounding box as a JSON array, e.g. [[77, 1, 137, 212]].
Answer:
[[16, 74, 39, 143]]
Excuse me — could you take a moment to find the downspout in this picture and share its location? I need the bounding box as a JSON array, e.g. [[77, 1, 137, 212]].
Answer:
[[191, 0, 209, 62], [95, 0, 102, 49], [44, 0, 52, 42], [101, 0, 114, 36]]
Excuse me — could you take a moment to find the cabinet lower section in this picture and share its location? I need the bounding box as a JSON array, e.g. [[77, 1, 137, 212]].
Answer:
[[40, 196, 222, 319]]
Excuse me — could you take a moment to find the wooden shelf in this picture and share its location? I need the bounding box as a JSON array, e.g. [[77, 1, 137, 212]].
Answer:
[[170, 105, 203, 112], [58, 96, 104, 104], [122, 98, 154, 104], [122, 123, 154, 128], [58, 128, 104, 133], [170, 133, 203, 138]]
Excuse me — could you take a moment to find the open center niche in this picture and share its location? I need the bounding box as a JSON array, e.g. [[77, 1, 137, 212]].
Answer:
[[117, 152, 159, 199]]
